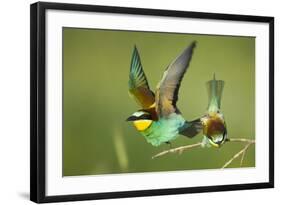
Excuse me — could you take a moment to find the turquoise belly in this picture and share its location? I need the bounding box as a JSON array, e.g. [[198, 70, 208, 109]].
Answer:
[[140, 113, 185, 146]]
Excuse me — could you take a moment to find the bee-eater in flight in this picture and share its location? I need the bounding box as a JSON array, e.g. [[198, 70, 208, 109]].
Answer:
[[201, 74, 227, 147], [126, 41, 202, 147]]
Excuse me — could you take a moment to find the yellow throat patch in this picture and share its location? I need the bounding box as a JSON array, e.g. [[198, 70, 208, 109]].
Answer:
[[133, 120, 152, 131]]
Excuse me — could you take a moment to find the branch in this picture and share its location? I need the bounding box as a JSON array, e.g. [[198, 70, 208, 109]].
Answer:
[[152, 138, 255, 168], [226, 138, 255, 143], [222, 140, 255, 168], [151, 142, 202, 159], [240, 148, 247, 166]]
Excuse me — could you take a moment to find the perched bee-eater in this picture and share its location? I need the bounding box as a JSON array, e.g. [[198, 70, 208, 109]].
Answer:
[[126, 42, 202, 146], [201, 74, 227, 148]]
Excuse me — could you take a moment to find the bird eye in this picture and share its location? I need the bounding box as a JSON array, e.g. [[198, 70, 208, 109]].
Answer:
[[138, 114, 151, 120]]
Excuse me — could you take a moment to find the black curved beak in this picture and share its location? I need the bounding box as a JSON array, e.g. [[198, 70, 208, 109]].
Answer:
[[126, 116, 138, 121]]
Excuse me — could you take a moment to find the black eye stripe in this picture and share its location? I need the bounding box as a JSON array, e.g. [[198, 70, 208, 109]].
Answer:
[[126, 114, 152, 121], [139, 115, 151, 120], [126, 116, 138, 121]]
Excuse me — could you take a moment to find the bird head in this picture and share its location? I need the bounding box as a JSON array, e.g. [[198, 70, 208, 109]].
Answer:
[[126, 111, 152, 131], [206, 133, 227, 148]]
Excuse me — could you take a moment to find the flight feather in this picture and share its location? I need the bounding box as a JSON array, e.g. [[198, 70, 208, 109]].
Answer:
[[155, 41, 197, 117], [128, 46, 155, 109]]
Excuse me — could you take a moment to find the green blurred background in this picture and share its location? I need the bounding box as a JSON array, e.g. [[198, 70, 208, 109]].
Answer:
[[63, 28, 255, 176]]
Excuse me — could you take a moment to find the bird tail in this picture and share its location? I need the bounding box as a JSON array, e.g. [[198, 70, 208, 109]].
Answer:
[[179, 118, 202, 138], [206, 73, 224, 112]]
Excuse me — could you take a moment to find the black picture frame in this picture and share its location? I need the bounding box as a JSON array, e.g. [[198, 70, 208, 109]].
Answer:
[[30, 1, 274, 203]]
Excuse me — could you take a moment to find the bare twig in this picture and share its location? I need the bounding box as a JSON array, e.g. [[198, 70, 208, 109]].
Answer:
[[240, 148, 247, 166], [152, 138, 255, 168], [226, 138, 255, 143], [152, 142, 202, 159], [222, 142, 254, 168]]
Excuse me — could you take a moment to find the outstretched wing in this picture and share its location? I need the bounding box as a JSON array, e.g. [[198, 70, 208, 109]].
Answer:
[[155, 41, 196, 117], [128, 46, 155, 109]]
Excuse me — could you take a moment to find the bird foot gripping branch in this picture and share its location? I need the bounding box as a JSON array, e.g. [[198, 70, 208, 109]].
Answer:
[[152, 138, 255, 168]]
